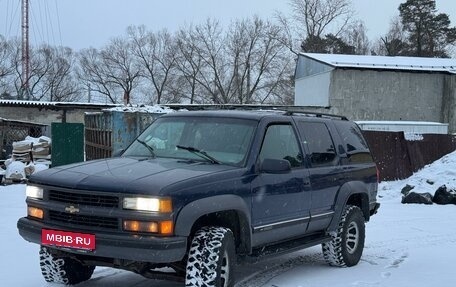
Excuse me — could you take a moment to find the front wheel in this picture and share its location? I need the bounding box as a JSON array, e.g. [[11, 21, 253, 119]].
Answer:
[[322, 205, 365, 267], [39, 246, 95, 285], [185, 226, 235, 287]]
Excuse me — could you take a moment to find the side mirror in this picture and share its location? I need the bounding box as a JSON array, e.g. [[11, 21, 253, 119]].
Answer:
[[260, 158, 291, 174]]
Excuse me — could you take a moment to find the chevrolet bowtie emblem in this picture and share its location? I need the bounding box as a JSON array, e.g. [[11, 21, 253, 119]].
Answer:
[[65, 205, 80, 214]]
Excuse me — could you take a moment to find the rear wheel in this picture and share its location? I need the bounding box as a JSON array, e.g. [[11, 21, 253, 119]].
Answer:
[[185, 226, 235, 287], [322, 205, 365, 267], [39, 246, 95, 285]]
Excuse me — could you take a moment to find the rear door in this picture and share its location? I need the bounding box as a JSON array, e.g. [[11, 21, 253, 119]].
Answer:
[[296, 120, 343, 233]]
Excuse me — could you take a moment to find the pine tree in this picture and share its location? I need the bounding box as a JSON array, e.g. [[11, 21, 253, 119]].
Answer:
[[399, 0, 456, 57]]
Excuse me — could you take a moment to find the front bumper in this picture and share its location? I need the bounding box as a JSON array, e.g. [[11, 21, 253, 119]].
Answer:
[[17, 217, 187, 263]]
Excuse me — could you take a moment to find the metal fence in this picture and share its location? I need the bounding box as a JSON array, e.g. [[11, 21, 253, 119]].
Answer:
[[0, 118, 48, 160], [363, 131, 456, 181], [84, 110, 164, 160]]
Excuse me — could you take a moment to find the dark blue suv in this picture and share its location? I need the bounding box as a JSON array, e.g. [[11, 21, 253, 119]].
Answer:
[[18, 110, 379, 287]]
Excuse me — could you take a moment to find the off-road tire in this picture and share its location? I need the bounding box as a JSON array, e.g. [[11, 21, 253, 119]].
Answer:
[[39, 246, 95, 285], [185, 226, 235, 287], [322, 205, 365, 267]]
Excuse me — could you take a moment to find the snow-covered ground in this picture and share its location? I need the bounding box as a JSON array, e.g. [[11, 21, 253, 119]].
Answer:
[[1, 151, 455, 287]]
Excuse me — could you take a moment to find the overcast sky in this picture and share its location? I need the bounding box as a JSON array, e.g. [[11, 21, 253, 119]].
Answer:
[[1, 0, 455, 51]]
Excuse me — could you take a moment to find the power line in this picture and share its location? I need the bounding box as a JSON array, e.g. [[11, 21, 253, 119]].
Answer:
[[29, 1, 44, 44], [44, 0, 57, 47], [4, 0, 9, 37], [7, 0, 21, 38], [54, 0, 63, 47]]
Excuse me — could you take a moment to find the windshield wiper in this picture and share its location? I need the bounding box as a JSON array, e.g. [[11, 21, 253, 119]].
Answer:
[[136, 139, 156, 157], [176, 145, 221, 164]]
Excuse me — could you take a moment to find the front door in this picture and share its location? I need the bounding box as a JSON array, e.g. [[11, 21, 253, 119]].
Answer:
[[251, 122, 311, 246]]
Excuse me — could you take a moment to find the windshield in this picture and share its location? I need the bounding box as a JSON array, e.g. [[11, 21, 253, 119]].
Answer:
[[123, 116, 257, 166]]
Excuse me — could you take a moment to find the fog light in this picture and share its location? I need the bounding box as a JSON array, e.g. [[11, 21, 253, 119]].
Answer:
[[28, 207, 44, 219], [123, 220, 174, 234], [123, 220, 158, 233]]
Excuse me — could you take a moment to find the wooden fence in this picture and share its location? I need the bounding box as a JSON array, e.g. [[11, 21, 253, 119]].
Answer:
[[362, 131, 456, 181]]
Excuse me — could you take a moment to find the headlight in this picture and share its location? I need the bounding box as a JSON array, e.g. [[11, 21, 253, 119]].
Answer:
[[123, 197, 172, 212], [26, 186, 43, 199]]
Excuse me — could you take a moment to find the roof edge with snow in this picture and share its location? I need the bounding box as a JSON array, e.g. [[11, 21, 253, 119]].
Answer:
[[301, 53, 456, 74]]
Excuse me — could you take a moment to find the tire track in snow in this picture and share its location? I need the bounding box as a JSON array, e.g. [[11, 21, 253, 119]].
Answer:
[[235, 252, 323, 287]]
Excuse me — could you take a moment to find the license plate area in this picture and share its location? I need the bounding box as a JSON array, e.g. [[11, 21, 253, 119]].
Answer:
[[41, 229, 96, 251]]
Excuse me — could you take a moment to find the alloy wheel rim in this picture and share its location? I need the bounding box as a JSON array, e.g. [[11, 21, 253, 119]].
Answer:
[[346, 221, 359, 254], [220, 250, 230, 287]]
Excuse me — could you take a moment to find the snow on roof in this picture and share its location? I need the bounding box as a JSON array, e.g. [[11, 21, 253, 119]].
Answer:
[[103, 104, 176, 114], [301, 53, 456, 73], [355, 121, 448, 126], [0, 99, 119, 108]]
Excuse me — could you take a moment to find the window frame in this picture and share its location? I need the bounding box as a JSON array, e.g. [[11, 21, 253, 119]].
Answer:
[[296, 120, 340, 168]]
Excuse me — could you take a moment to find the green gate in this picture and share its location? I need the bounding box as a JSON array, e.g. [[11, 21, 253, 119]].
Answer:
[[51, 123, 84, 167]]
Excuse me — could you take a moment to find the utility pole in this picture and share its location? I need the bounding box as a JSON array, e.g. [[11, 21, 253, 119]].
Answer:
[[21, 0, 30, 100], [88, 84, 92, 103]]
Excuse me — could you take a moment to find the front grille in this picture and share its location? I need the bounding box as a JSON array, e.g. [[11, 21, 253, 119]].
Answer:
[[49, 210, 119, 230], [48, 190, 119, 208]]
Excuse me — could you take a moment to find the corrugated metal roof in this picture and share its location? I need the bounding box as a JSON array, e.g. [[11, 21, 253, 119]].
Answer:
[[0, 117, 48, 126], [301, 53, 456, 73], [0, 100, 119, 109]]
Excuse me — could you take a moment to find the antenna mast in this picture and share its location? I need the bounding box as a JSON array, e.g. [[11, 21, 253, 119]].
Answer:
[[21, 0, 30, 100]]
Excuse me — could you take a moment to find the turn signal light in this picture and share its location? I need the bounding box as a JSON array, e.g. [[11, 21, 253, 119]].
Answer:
[[159, 221, 173, 235], [28, 207, 44, 219], [159, 199, 173, 213]]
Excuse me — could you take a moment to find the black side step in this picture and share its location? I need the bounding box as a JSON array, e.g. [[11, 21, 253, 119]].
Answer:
[[243, 234, 332, 263]]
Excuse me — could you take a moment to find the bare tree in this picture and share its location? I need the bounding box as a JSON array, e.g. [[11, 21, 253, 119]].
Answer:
[[175, 25, 207, 103], [78, 48, 119, 103], [1, 38, 80, 101], [7, 40, 55, 100], [128, 26, 178, 104], [0, 35, 14, 97], [289, 0, 354, 52], [183, 17, 294, 104], [0, 36, 13, 78], [190, 19, 229, 103], [37, 46, 81, 102], [227, 17, 293, 104], [101, 37, 141, 105], [78, 37, 141, 105], [374, 16, 408, 56], [344, 20, 370, 55]]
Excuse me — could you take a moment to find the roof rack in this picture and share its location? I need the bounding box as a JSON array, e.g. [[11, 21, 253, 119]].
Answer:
[[279, 109, 349, 121]]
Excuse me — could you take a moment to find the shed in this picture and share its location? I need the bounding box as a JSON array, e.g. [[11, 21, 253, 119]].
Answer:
[[0, 100, 119, 125], [294, 53, 456, 133]]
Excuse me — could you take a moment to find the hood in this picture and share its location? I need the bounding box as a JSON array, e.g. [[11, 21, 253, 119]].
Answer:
[[30, 157, 238, 195]]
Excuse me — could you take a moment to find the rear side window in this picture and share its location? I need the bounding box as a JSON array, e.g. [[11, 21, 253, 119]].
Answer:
[[334, 121, 373, 163], [297, 122, 337, 167]]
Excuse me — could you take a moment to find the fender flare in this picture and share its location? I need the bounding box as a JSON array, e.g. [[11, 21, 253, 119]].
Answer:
[[328, 181, 370, 232], [174, 194, 252, 250]]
